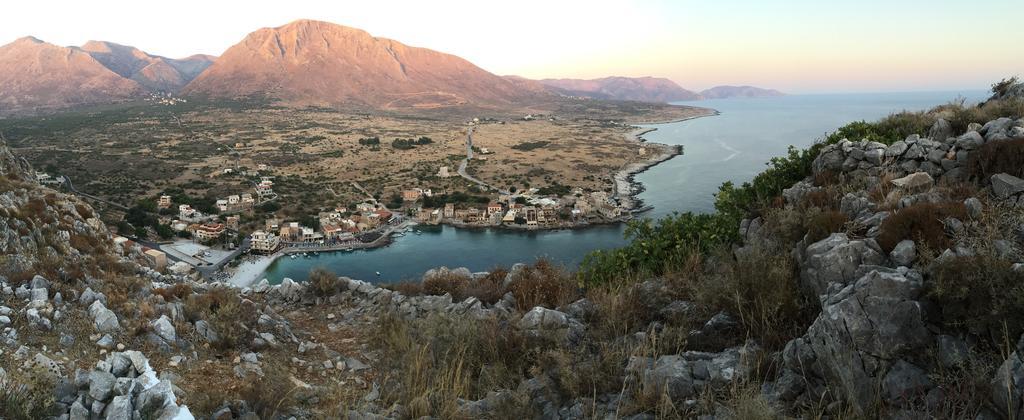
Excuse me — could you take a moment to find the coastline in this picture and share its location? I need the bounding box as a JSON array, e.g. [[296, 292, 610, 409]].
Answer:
[[612, 110, 718, 212]]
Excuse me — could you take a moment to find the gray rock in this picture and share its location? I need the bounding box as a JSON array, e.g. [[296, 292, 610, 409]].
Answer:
[[804, 270, 930, 415], [104, 395, 132, 420], [955, 131, 985, 150], [982, 117, 1015, 139], [928, 118, 953, 142], [964, 197, 983, 220], [890, 172, 934, 192], [135, 380, 174, 417], [926, 148, 946, 164], [89, 370, 116, 401], [519, 306, 569, 330], [1011, 126, 1024, 139], [70, 400, 89, 420], [937, 335, 969, 369], [882, 360, 933, 402], [890, 240, 916, 267], [96, 334, 115, 349], [993, 337, 1024, 417], [194, 320, 218, 343], [864, 148, 884, 165], [992, 173, 1024, 198], [89, 301, 120, 333], [885, 141, 909, 159], [29, 275, 49, 290], [0, 316, 9, 326], [150, 315, 175, 343], [800, 233, 885, 299], [346, 357, 370, 372], [903, 143, 925, 160], [944, 217, 965, 235]]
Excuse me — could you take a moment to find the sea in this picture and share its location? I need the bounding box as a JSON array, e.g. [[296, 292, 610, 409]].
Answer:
[[259, 90, 988, 283]]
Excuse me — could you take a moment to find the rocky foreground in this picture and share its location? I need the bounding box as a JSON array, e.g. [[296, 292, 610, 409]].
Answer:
[[1, 112, 1024, 419]]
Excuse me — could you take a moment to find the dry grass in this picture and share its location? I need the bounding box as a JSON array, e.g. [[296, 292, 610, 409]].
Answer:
[[309, 267, 341, 296], [506, 259, 579, 310], [966, 138, 1024, 180], [876, 202, 967, 253], [184, 286, 258, 350]]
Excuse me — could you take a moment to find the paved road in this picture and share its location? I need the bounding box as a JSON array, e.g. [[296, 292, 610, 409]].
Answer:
[[456, 126, 504, 193], [63, 177, 130, 210]]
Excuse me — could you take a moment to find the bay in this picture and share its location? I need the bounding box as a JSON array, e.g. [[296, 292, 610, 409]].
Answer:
[[260, 90, 988, 283]]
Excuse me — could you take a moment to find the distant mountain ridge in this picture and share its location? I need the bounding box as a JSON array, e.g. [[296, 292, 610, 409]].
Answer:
[[532, 77, 782, 103], [538, 76, 702, 102], [182, 19, 545, 109], [0, 36, 144, 112], [700, 85, 784, 99], [0, 19, 780, 114], [79, 41, 215, 92]]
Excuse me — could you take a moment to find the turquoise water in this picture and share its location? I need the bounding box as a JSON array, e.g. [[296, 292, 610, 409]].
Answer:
[[261, 90, 987, 283]]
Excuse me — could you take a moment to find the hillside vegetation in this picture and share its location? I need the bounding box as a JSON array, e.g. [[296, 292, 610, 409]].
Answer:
[[0, 78, 1022, 419]]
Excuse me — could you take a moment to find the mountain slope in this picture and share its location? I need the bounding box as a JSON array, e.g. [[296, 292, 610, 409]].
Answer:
[[0, 37, 143, 111], [80, 41, 214, 92], [183, 19, 541, 109], [538, 76, 701, 102], [700, 85, 784, 99]]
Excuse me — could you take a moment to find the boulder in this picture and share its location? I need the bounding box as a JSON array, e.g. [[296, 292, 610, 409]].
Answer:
[[882, 360, 933, 403], [964, 197, 983, 220], [890, 172, 934, 192], [885, 141, 909, 159], [151, 315, 176, 343], [992, 335, 1024, 418], [89, 301, 120, 333], [955, 131, 985, 150], [519, 307, 569, 330], [88, 370, 116, 401], [804, 269, 931, 415], [104, 395, 132, 420], [890, 240, 916, 267], [928, 118, 953, 142], [991, 173, 1024, 198], [799, 233, 885, 299]]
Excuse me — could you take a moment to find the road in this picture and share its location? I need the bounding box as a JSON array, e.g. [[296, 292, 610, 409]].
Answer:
[[63, 177, 130, 210], [456, 126, 504, 193]]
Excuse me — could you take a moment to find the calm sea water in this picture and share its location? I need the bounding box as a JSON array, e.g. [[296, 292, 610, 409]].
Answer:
[[261, 90, 987, 283]]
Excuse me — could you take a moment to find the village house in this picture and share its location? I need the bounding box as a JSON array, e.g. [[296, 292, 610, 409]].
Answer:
[[356, 202, 377, 213], [179, 204, 198, 219], [250, 230, 280, 254], [158, 195, 172, 209], [143, 249, 167, 272], [255, 177, 276, 200], [170, 220, 188, 232], [438, 166, 451, 178], [487, 202, 503, 217], [194, 223, 226, 243], [502, 208, 518, 223], [228, 195, 240, 205], [265, 218, 282, 232], [301, 227, 322, 243], [225, 215, 240, 230], [241, 193, 255, 205], [443, 203, 455, 219], [523, 207, 539, 226], [402, 189, 422, 203], [216, 199, 229, 212]]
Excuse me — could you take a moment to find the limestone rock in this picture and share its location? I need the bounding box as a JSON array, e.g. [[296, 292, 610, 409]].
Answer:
[[992, 173, 1024, 198]]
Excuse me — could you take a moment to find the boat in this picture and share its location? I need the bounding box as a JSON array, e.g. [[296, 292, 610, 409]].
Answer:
[[375, 271, 381, 276], [414, 231, 422, 235], [344, 247, 354, 252], [289, 254, 296, 259]]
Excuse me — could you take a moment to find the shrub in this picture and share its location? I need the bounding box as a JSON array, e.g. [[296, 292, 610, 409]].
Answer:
[[876, 202, 966, 253], [692, 248, 812, 350], [309, 267, 340, 296], [804, 210, 848, 244], [928, 253, 1024, 346], [422, 272, 470, 297], [0, 372, 56, 420], [373, 312, 539, 418], [153, 283, 193, 302], [966, 138, 1024, 180], [507, 259, 578, 310], [184, 287, 257, 350]]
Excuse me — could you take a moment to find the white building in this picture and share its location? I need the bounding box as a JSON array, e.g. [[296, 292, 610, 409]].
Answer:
[[250, 230, 280, 254]]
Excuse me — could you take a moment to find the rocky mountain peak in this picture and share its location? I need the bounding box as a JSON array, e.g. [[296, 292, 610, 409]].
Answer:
[[0, 135, 37, 183]]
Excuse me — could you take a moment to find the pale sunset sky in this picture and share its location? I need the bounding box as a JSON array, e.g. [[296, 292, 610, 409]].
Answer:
[[2, 0, 1021, 93]]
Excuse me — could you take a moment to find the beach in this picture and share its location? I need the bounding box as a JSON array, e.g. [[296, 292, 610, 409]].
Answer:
[[226, 254, 279, 288]]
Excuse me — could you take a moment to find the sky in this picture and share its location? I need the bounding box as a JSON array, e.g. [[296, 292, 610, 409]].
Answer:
[[2, 0, 1021, 93]]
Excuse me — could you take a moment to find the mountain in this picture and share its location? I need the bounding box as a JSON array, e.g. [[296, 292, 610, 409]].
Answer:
[[183, 19, 542, 109], [537, 76, 702, 102], [0, 36, 144, 112], [699, 85, 784, 99], [79, 41, 215, 92]]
